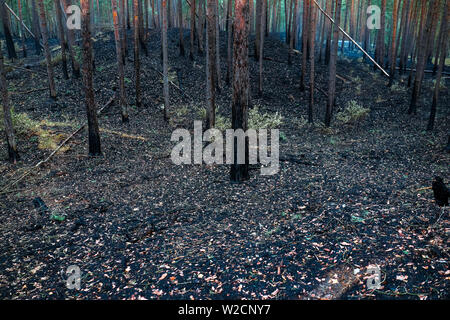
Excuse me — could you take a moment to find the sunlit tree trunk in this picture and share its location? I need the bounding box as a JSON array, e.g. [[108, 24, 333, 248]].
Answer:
[[80, 0, 101, 156], [230, 0, 249, 183], [0, 43, 19, 163], [325, 0, 342, 127], [37, 0, 57, 99], [112, 0, 129, 122]]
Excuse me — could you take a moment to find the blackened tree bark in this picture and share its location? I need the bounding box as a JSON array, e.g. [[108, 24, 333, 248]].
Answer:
[[325, 0, 342, 127], [427, 0, 448, 131], [190, 0, 196, 59], [388, 0, 398, 86], [206, 0, 216, 129], [112, 0, 129, 122], [0, 43, 19, 163], [133, 0, 142, 107], [215, 0, 222, 91], [258, 0, 266, 95], [288, 0, 298, 65], [197, 0, 204, 54], [409, 0, 438, 114], [37, 0, 57, 99], [255, 0, 261, 60], [31, 0, 42, 55], [230, 0, 249, 183], [178, 0, 185, 56], [162, 0, 169, 121], [226, 0, 233, 84], [61, 0, 81, 78], [0, 0, 17, 59], [308, 0, 316, 123], [18, 0, 27, 58], [120, 0, 128, 58], [81, 0, 101, 156], [55, 0, 69, 80], [300, 0, 309, 91]]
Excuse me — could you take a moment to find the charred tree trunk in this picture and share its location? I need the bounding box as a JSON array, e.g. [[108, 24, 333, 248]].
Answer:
[[258, 0, 266, 95], [31, 0, 42, 55], [409, 0, 438, 114], [178, 0, 185, 55], [1, 0, 17, 59], [121, 0, 128, 58], [388, 0, 398, 86], [255, 0, 261, 60], [288, 0, 298, 65], [215, 0, 222, 91], [112, 0, 129, 122], [18, 0, 27, 58], [226, 0, 233, 84], [197, 0, 204, 54], [55, 0, 69, 80], [0, 43, 19, 163], [427, 0, 448, 131], [190, 0, 196, 59], [308, 0, 316, 123], [37, 0, 57, 99], [133, 0, 142, 107], [162, 0, 169, 121], [300, 0, 309, 91], [206, 0, 217, 129], [325, 0, 342, 127], [61, 0, 81, 78], [230, 0, 249, 183], [81, 0, 101, 156]]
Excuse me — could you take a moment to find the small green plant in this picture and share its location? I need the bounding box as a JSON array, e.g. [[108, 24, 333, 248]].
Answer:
[[390, 82, 406, 92], [336, 100, 370, 125]]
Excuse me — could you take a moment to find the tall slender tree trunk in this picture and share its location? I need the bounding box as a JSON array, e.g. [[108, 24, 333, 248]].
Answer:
[[133, 0, 142, 107], [288, 0, 298, 64], [230, 0, 249, 183], [18, 0, 27, 58], [258, 0, 266, 95], [0, 43, 19, 163], [37, 0, 57, 99], [388, 0, 398, 86], [178, 0, 185, 55], [409, 0, 438, 114], [206, 0, 217, 129], [325, 0, 342, 127], [60, 0, 81, 78], [427, 0, 448, 131], [1, 0, 17, 59], [308, 0, 316, 123], [80, 0, 101, 156], [162, 0, 169, 121], [255, 0, 261, 59], [112, 0, 129, 122], [300, 0, 309, 91], [190, 0, 196, 59], [197, 0, 204, 54], [226, 0, 233, 84], [31, 0, 42, 55], [215, 0, 222, 91], [55, 0, 69, 80]]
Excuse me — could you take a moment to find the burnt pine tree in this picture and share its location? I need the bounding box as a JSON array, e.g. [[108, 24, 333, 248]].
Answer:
[[61, 0, 81, 78], [190, 0, 196, 59], [178, 0, 185, 56], [18, 0, 27, 58], [258, 0, 266, 96], [215, 0, 222, 92], [0, 43, 19, 163], [308, 0, 316, 124], [388, 0, 398, 87], [226, 0, 233, 84], [427, 0, 448, 131], [255, 0, 261, 60], [288, 0, 298, 65], [230, 0, 250, 183], [162, 0, 170, 121], [112, 0, 129, 122], [133, 0, 142, 108], [55, 0, 69, 80], [300, 0, 309, 91], [0, 0, 17, 59], [206, 0, 217, 129], [37, 0, 57, 100], [31, 0, 42, 55], [80, 0, 101, 156], [121, 0, 128, 59], [325, 0, 342, 127]]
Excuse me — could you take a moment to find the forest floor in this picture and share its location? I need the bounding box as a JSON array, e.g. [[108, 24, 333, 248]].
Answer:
[[0, 29, 449, 300]]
